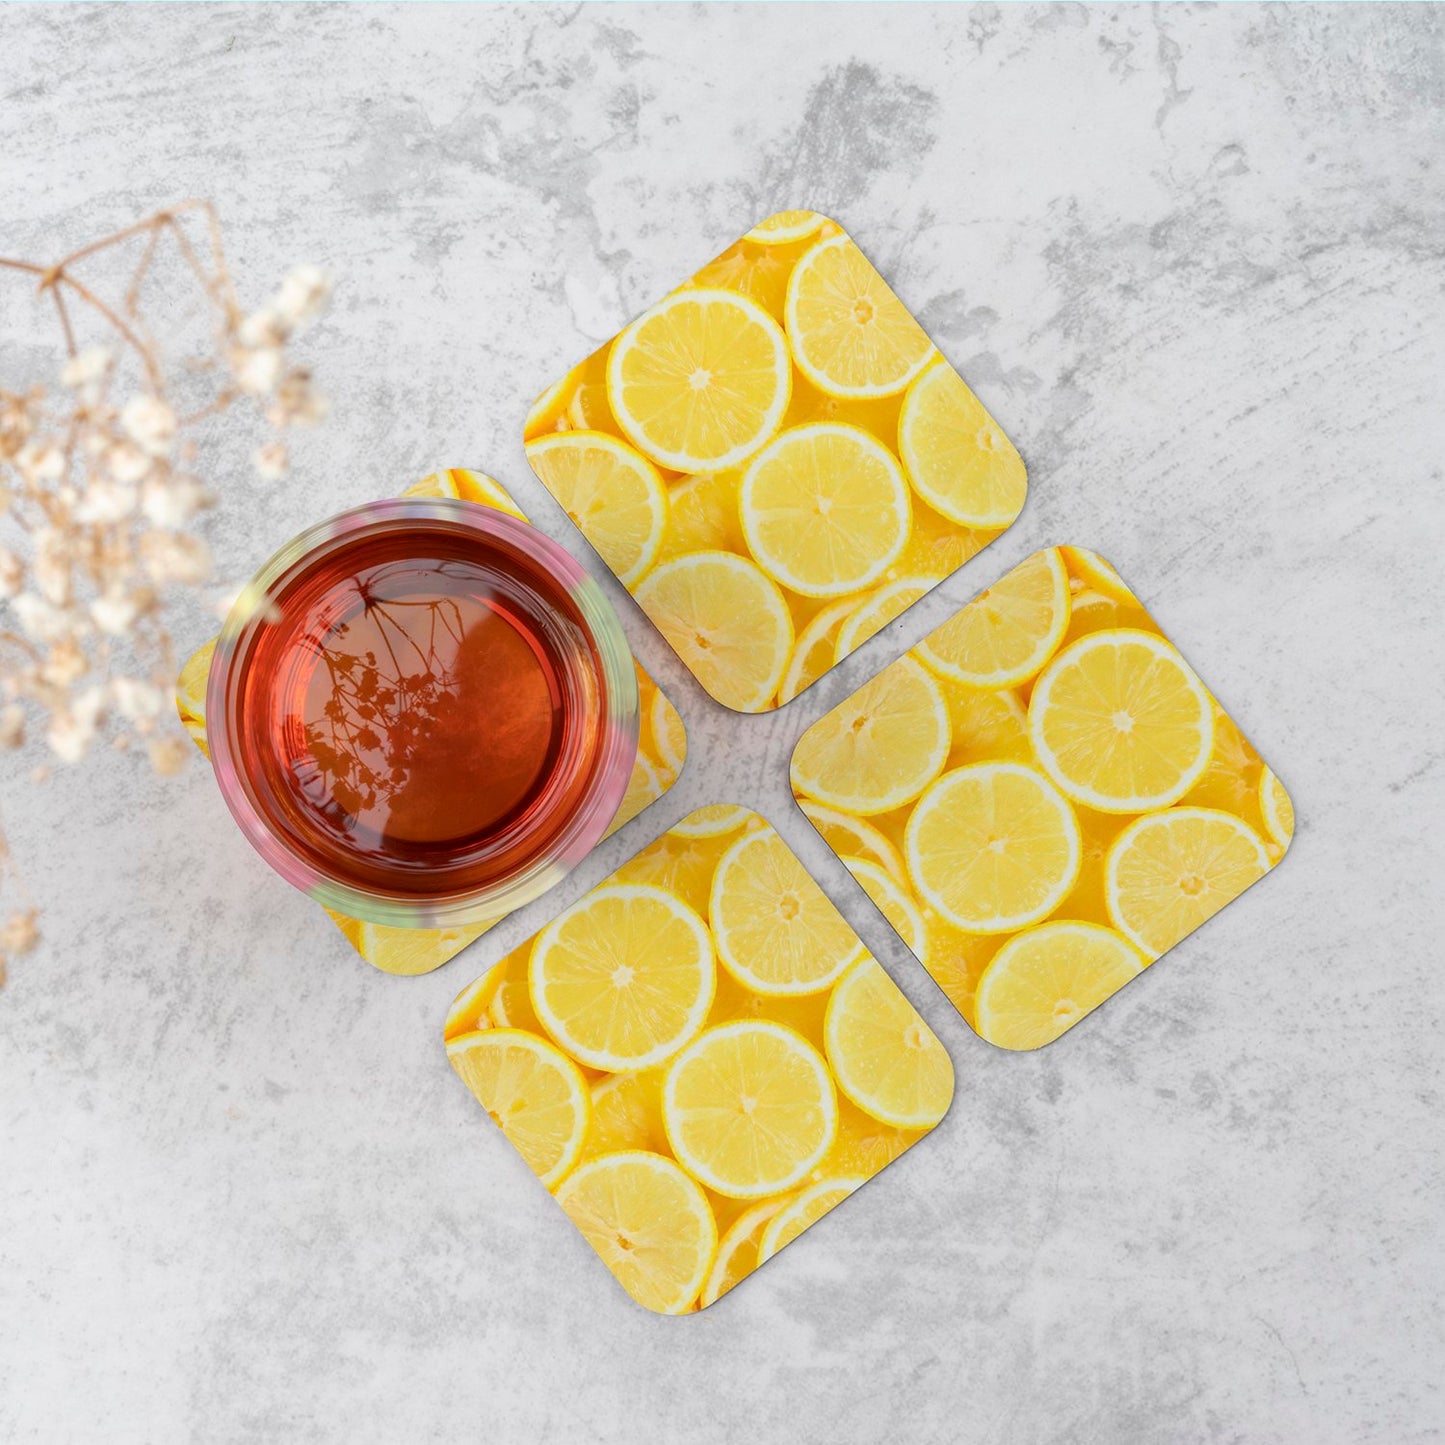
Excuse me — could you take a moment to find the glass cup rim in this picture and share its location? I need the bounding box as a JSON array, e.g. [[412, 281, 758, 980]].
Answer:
[[205, 497, 638, 928]]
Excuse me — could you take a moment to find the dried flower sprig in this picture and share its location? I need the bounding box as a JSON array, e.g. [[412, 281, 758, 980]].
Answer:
[[0, 200, 332, 986]]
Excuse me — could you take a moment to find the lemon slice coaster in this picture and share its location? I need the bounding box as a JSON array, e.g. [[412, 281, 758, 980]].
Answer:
[[1028, 628, 1214, 813], [790, 655, 950, 815], [757, 1177, 867, 1266], [524, 431, 666, 586], [785, 233, 935, 399], [740, 423, 911, 597], [710, 824, 865, 995], [1105, 807, 1271, 959], [529, 884, 715, 1071], [607, 287, 792, 472], [447, 1030, 592, 1188], [898, 360, 1027, 529], [974, 921, 1146, 1051], [825, 960, 954, 1128], [634, 552, 794, 712], [662, 1020, 838, 1198], [555, 1152, 718, 1314]]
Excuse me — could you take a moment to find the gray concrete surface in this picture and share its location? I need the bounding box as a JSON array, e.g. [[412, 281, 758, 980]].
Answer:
[[1, 5, 1442, 1441]]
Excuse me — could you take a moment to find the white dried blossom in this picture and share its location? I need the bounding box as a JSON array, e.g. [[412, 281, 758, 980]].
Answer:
[[139, 530, 211, 586], [268, 368, 329, 428], [106, 439, 152, 485], [0, 910, 39, 956], [75, 476, 136, 524], [146, 734, 188, 777], [253, 441, 288, 480], [38, 638, 88, 687], [32, 529, 72, 606], [0, 703, 24, 749], [274, 265, 332, 327], [0, 547, 23, 600], [112, 676, 164, 724], [120, 394, 177, 458], [140, 473, 210, 528], [11, 593, 77, 644], [46, 685, 106, 764], [61, 346, 113, 399], [232, 346, 283, 396], [239, 309, 287, 348], [89, 589, 144, 637], [16, 439, 64, 485]]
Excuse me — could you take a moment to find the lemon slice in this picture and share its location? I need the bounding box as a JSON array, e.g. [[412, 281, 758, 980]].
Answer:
[[487, 945, 543, 1033], [739, 423, 911, 597], [662, 1020, 838, 1197], [709, 825, 865, 995], [446, 1029, 592, 1188], [333, 916, 484, 976], [746, 210, 829, 246], [1028, 628, 1215, 813], [672, 803, 754, 840], [647, 686, 687, 779], [1259, 767, 1295, 852], [818, 1098, 923, 1182], [523, 363, 584, 441], [444, 968, 504, 1040], [974, 921, 1145, 1050], [700, 1197, 788, 1307], [613, 754, 663, 830], [919, 913, 994, 1027], [583, 1067, 669, 1161], [612, 825, 740, 917], [1180, 708, 1262, 821], [607, 288, 791, 472], [778, 597, 855, 705], [555, 1151, 717, 1314], [689, 242, 796, 321], [635, 552, 793, 712], [1060, 546, 1137, 604], [799, 800, 906, 883], [790, 656, 950, 815], [1060, 588, 1153, 649], [403, 468, 528, 521], [826, 958, 953, 1128], [845, 856, 927, 960], [917, 547, 1071, 689], [529, 884, 715, 1071], [904, 762, 1082, 932], [659, 470, 745, 561], [939, 681, 1030, 766], [524, 430, 666, 585], [897, 360, 1027, 529], [175, 637, 215, 755], [785, 234, 935, 399], [757, 1177, 866, 1264], [562, 353, 617, 435], [707, 968, 829, 1053], [834, 576, 932, 660], [891, 502, 992, 585], [1105, 807, 1271, 959]]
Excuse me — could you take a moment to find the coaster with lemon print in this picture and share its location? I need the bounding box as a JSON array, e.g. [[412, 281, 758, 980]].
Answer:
[[523, 211, 1027, 713], [791, 546, 1295, 1051], [175, 468, 687, 978], [444, 806, 954, 1314]]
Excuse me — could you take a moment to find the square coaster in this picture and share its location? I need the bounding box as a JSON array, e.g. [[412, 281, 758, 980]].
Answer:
[[791, 546, 1295, 1050], [444, 806, 954, 1314], [176, 469, 686, 976], [522, 211, 1027, 713]]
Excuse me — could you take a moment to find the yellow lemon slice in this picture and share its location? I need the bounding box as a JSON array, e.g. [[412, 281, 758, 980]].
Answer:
[[778, 596, 855, 706], [524, 431, 666, 586], [739, 423, 911, 597], [662, 1020, 838, 1197], [799, 800, 906, 883], [974, 921, 1146, 1051], [1028, 628, 1215, 813], [634, 552, 793, 712], [891, 502, 993, 585], [446, 1029, 592, 1189], [613, 825, 739, 917], [523, 363, 584, 441], [689, 242, 796, 321], [700, 1197, 788, 1307], [487, 947, 542, 1033], [745, 210, 829, 246], [671, 802, 755, 840], [175, 637, 215, 755], [904, 762, 1082, 932], [1105, 807, 1271, 959], [834, 576, 932, 660], [757, 1176, 866, 1264], [919, 913, 994, 1027], [824, 959, 953, 1128], [529, 884, 715, 1071], [939, 681, 1031, 766], [1060, 587, 1154, 649], [607, 287, 791, 472], [647, 686, 687, 779], [612, 754, 663, 830], [659, 470, 745, 561], [917, 546, 1071, 689], [562, 353, 617, 435], [790, 656, 950, 815], [1259, 766, 1295, 853], [817, 1097, 924, 1182], [785, 234, 935, 399], [403, 468, 528, 521], [897, 360, 1027, 529], [1181, 708, 1263, 823], [845, 856, 927, 960], [582, 1067, 669, 1161], [333, 916, 484, 976], [707, 968, 829, 1053], [555, 1151, 717, 1314], [443, 968, 504, 1041], [709, 824, 865, 995], [1060, 546, 1137, 603]]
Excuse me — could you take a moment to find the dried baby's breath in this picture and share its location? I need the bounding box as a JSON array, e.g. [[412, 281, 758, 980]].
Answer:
[[0, 200, 332, 986]]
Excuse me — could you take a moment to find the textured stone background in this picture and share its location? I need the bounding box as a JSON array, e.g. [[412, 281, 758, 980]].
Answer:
[[2, 5, 1443, 1441]]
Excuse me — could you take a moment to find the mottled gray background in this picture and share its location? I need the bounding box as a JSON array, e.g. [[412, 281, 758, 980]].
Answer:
[[2, 5, 1443, 1442]]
